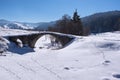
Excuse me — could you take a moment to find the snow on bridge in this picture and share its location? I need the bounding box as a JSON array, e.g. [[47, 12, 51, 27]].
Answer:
[[8, 31, 75, 48]]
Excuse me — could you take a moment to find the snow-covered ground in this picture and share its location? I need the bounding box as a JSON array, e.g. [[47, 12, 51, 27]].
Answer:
[[0, 28, 39, 36], [0, 29, 120, 80]]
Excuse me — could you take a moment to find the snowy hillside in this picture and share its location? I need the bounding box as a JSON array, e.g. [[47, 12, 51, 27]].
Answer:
[[0, 29, 120, 80], [0, 19, 34, 29], [0, 28, 39, 36], [0, 19, 55, 30]]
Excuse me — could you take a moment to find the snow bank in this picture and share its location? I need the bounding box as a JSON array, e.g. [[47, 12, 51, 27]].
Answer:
[[0, 37, 9, 54]]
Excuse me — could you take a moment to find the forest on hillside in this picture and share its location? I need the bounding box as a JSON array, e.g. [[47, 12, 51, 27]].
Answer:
[[48, 11, 120, 35]]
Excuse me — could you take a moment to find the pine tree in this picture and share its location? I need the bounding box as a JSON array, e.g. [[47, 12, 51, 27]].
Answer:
[[72, 9, 83, 35], [73, 9, 80, 22], [48, 10, 84, 36]]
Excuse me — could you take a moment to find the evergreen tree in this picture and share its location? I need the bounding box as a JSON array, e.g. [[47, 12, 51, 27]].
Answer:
[[72, 9, 83, 35], [73, 9, 80, 22], [48, 10, 84, 36]]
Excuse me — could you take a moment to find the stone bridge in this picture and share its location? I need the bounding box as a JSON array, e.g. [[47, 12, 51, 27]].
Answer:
[[8, 32, 75, 48]]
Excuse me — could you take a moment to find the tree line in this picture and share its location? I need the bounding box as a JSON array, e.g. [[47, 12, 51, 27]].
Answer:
[[48, 10, 89, 36], [43, 11, 120, 35]]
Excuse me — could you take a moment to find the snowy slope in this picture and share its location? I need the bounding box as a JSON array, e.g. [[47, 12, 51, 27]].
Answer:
[[0, 29, 120, 80], [0, 28, 39, 36], [0, 19, 55, 30], [0, 19, 33, 29]]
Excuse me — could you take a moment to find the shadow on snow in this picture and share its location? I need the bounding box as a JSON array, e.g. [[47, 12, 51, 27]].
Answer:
[[8, 42, 34, 55]]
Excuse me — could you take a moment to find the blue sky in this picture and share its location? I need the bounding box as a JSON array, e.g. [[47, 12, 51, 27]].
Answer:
[[0, 0, 120, 22]]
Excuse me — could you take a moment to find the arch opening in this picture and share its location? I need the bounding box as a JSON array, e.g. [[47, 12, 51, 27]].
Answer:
[[34, 34, 62, 50]]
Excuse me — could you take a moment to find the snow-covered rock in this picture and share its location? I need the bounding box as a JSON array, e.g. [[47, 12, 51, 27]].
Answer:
[[16, 39, 23, 48], [0, 37, 9, 54]]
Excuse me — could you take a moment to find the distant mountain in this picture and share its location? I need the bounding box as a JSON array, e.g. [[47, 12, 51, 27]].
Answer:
[[81, 10, 120, 33], [22, 22, 39, 28], [0, 19, 55, 30], [34, 21, 56, 30], [0, 19, 10, 25], [0, 10, 120, 33], [0, 19, 34, 29]]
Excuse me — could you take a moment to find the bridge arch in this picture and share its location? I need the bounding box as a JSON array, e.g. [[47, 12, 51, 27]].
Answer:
[[8, 32, 75, 49], [30, 34, 62, 49]]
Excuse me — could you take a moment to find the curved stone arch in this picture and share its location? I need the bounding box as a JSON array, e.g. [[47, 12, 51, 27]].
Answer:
[[34, 34, 62, 48], [8, 32, 75, 49], [29, 33, 63, 48]]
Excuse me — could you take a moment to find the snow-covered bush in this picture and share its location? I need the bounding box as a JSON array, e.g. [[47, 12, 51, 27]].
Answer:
[[0, 37, 9, 54]]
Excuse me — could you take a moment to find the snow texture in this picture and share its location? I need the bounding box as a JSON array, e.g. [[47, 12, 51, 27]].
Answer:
[[0, 29, 120, 80]]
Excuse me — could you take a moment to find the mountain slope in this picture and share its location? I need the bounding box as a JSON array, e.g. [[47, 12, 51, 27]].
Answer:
[[34, 21, 56, 30], [82, 10, 120, 33], [0, 10, 120, 32], [0, 19, 55, 30], [0, 19, 34, 29]]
